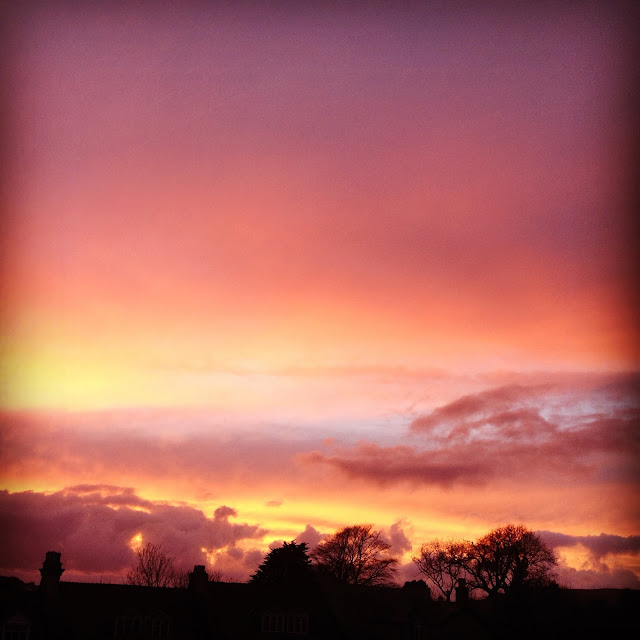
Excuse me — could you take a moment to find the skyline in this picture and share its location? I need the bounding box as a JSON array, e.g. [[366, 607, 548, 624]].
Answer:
[[1, 1, 638, 589]]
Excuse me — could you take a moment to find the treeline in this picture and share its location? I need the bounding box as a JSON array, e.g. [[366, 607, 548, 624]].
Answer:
[[413, 524, 556, 600], [128, 523, 557, 600]]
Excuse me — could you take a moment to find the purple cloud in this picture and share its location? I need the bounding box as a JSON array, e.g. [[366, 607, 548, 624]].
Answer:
[[410, 384, 539, 435], [386, 521, 412, 555], [0, 487, 267, 579], [538, 531, 640, 559], [294, 525, 326, 550]]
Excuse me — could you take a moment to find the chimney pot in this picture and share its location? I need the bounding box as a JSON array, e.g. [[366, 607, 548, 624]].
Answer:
[[188, 565, 209, 592], [40, 551, 64, 582], [455, 577, 469, 607], [39, 551, 64, 604]]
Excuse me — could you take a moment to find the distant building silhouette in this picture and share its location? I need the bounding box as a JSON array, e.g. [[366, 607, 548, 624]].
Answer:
[[0, 552, 638, 639]]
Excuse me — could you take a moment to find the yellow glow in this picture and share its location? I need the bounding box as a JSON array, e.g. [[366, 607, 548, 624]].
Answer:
[[3, 281, 633, 413], [129, 533, 143, 551], [0, 341, 146, 410], [107, 503, 151, 514], [555, 544, 640, 582], [200, 547, 215, 566], [558, 544, 603, 571]]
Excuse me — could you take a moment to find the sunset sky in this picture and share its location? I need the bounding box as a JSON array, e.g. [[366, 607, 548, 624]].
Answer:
[[1, 1, 638, 590]]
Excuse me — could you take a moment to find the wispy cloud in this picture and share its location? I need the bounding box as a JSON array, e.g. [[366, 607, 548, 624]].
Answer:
[[301, 374, 640, 487]]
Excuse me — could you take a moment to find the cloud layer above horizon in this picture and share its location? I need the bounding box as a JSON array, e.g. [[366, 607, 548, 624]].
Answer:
[[1, 371, 638, 587], [2, 484, 638, 590]]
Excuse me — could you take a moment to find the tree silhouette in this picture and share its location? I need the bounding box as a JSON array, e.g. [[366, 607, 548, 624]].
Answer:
[[413, 539, 469, 601], [126, 543, 183, 588], [464, 524, 557, 598], [311, 524, 398, 586], [250, 541, 313, 584]]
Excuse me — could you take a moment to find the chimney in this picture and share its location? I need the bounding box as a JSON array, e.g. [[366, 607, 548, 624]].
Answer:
[[188, 565, 208, 592], [455, 577, 469, 608], [39, 551, 64, 602]]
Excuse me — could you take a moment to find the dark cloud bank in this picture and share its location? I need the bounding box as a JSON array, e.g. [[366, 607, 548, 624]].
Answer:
[[0, 485, 266, 581]]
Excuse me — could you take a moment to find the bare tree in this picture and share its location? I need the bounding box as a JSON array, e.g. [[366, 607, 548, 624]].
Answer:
[[311, 525, 398, 586], [413, 539, 469, 601], [126, 543, 183, 588], [172, 569, 191, 589], [464, 524, 556, 598]]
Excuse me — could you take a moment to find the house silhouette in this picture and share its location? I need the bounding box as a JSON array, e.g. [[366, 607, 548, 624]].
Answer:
[[1, 552, 638, 639]]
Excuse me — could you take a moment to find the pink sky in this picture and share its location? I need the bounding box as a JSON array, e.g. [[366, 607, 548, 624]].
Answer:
[[1, 1, 638, 589]]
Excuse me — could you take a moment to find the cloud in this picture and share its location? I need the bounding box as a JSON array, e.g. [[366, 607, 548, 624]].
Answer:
[[266, 525, 327, 553], [410, 384, 538, 435], [200, 545, 267, 583], [3, 373, 637, 498], [301, 374, 640, 488], [534, 530, 640, 589], [59, 485, 155, 510], [385, 520, 412, 555], [0, 409, 320, 499], [294, 525, 326, 550], [300, 445, 488, 487], [538, 531, 640, 560], [0, 487, 267, 579], [411, 374, 640, 443], [213, 505, 237, 520], [554, 564, 640, 590]]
